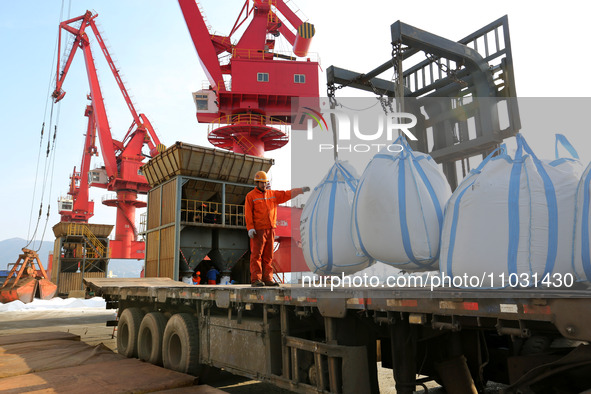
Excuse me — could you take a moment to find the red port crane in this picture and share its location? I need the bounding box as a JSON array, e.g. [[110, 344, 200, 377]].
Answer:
[[58, 103, 97, 223], [53, 11, 163, 259], [178, 0, 319, 273], [178, 0, 319, 157]]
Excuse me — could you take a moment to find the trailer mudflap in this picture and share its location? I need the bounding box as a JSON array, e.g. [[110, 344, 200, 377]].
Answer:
[[317, 297, 347, 318]]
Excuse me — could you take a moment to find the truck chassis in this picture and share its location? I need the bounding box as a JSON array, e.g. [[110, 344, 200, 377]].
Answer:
[[85, 278, 591, 393]]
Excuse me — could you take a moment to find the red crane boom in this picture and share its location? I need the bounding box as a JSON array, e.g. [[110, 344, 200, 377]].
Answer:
[[58, 103, 97, 223], [53, 11, 163, 259]]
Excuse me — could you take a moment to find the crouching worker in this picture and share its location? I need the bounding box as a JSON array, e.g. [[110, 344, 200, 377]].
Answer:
[[245, 171, 310, 287]]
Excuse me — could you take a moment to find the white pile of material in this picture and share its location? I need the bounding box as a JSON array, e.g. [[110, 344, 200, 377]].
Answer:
[[352, 137, 451, 272], [0, 297, 106, 312], [301, 160, 373, 275], [440, 134, 582, 287]]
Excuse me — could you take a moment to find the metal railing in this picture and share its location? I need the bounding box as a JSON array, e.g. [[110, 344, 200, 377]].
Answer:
[[208, 113, 290, 136], [201, 80, 232, 91], [195, 0, 213, 33], [181, 199, 245, 227], [231, 47, 320, 63], [66, 223, 109, 258]]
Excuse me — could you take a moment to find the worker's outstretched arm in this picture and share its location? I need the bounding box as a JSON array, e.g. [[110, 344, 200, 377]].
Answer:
[[274, 187, 310, 204]]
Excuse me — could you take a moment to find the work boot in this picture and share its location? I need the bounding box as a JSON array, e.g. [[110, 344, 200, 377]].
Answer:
[[251, 280, 265, 287], [264, 281, 280, 287]]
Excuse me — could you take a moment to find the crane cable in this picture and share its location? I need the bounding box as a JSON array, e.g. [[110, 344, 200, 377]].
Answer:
[[27, 103, 60, 251], [25, 114, 49, 247], [36, 110, 61, 252], [35, 0, 72, 252], [26, 35, 61, 246], [26, 87, 58, 249], [25, 0, 70, 250]]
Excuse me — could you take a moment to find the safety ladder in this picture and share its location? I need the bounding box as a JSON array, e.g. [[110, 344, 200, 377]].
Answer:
[[232, 134, 256, 155], [67, 223, 108, 258]]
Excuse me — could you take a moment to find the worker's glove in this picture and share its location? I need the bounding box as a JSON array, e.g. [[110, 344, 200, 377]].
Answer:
[[302, 186, 310, 193], [248, 229, 256, 238]]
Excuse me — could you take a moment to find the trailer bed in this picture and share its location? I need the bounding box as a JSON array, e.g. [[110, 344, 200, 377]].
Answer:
[[85, 278, 591, 342]]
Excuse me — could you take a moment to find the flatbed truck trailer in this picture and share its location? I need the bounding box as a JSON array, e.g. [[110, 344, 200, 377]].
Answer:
[[84, 277, 591, 393], [83, 17, 591, 393]]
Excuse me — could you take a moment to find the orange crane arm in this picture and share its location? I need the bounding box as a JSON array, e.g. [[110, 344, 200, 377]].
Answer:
[[53, 11, 118, 179]]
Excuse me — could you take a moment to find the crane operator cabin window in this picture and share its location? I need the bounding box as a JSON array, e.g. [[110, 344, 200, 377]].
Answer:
[[195, 94, 209, 111]]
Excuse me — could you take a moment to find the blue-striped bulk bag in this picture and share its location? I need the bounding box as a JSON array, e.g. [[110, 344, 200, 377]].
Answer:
[[546, 135, 583, 280], [440, 134, 581, 288], [352, 136, 451, 272], [300, 160, 374, 275], [571, 137, 591, 281]]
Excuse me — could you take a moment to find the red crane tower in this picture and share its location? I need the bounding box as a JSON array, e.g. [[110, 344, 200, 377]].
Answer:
[[178, 0, 319, 157], [178, 0, 319, 273], [53, 11, 163, 259]]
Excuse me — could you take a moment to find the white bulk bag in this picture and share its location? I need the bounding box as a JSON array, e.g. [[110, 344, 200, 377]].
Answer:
[[571, 136, 591, 281], [441, 134, 581, 287], [352, 136, 451, 272], [300, 160, 374, 275]]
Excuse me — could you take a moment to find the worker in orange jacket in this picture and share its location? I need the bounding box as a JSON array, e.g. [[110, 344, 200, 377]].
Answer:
[[245, 171, 310, 287]]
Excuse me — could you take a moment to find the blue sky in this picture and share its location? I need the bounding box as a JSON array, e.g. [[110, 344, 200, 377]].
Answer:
[[1, 0, 590, 245]]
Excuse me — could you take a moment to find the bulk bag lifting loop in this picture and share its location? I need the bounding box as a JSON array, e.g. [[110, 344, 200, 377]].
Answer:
[[555, 133, 579, 161]]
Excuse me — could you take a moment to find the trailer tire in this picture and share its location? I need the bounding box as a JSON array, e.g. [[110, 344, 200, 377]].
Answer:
[[138, 312, 167, 365], [162, 313, 200, 375], [117, 307, 144, 358]]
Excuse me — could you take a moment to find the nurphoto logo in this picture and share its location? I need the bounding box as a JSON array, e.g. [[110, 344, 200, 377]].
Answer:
[[299, 108, 418, 153]]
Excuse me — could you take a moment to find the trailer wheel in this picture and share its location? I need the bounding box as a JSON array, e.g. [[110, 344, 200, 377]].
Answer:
[[138, 312, 167, 365], [117, 307, 144, 358], [162, 313, 200, 374]]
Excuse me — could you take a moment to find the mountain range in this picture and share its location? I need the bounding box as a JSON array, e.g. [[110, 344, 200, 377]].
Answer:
[[0, 238, 53, 270], [0, 238, 143, 278]]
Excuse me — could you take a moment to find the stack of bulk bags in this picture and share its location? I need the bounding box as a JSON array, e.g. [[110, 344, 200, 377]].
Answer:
[[352, 136, 451, 272], [440, 134, 582, 288], [300, 160, 374, 275]]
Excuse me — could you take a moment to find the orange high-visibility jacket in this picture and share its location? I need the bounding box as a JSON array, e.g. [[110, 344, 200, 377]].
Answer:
[[245, 188, 303, 230]]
